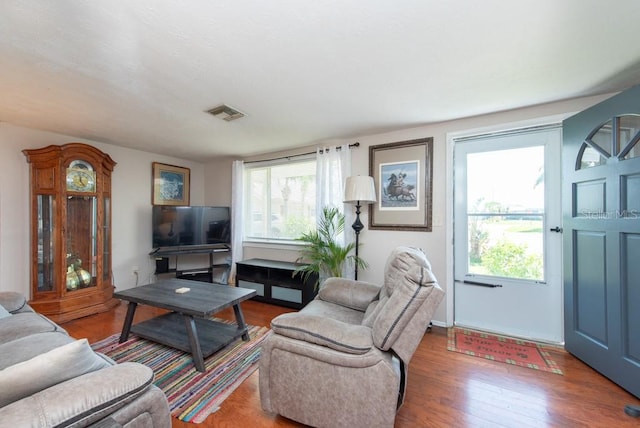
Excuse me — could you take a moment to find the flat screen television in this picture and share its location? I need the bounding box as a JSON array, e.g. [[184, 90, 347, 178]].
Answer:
[[152, 206, 231, 249]]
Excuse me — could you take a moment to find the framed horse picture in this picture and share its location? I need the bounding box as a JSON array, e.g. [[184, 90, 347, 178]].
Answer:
[[368, 137, 433, 231]]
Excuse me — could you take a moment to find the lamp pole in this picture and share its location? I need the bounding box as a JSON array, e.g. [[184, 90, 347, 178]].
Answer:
[[351, 200, 364, 280], [343, 175, 376, 281]]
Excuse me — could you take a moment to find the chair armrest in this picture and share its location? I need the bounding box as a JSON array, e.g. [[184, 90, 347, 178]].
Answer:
[[0, 362, 156, 427], [271, 312, 373, 354], [318, 278, 381, 311]]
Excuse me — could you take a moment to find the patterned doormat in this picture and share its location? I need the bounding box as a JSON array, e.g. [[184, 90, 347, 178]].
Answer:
[[92, 321, 271, 423], [447, 328, 563, 375]]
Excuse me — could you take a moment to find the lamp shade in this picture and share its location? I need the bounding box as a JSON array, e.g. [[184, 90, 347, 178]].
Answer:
[[344, 176, 376, 204]]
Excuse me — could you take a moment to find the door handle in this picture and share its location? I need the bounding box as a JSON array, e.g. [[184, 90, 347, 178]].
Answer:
[[550, 226, 563, 233], [462, 280, 503, 288]]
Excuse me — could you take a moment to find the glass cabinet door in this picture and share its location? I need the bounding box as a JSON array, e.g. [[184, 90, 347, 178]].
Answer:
[[65, 196, 97, 290], [103, 197, 110, 281], [36, 194, 55, 292]]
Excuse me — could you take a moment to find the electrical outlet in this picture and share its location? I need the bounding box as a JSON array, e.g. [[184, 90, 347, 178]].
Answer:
[[132, 266, 139, 275]]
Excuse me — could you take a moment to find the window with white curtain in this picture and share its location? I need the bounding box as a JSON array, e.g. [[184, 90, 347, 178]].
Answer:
[[243, 157, 316, 241]]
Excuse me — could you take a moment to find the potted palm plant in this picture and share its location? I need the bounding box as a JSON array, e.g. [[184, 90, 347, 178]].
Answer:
[[294, 206, 368, 289]]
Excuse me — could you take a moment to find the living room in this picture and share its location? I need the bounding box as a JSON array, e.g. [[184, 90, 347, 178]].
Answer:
[[2, 2, 640, 427]]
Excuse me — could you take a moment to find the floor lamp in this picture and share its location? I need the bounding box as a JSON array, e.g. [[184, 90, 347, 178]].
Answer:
[[344, 176, 377, 280]]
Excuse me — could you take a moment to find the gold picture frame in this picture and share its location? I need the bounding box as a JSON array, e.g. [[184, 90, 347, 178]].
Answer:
[[152, 162, 190, 206], [369, 137, 433, 231]]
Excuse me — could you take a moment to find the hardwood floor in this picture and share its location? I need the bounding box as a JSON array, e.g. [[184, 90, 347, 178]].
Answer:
[[62, 301, 640, 427]]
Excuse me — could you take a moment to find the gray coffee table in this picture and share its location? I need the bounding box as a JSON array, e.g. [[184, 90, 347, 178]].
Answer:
[[114, 279, 256, 372]]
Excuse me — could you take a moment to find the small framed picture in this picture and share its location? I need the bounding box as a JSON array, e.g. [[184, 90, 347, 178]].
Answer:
[[152, 162, 190, 206], [369, 137, 433, 231]]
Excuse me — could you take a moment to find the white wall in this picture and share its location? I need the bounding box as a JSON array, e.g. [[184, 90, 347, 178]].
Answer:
[[0, 123, 205, 297], [204, 157, 233, 206], [239, 92, 615, 325], [0, 91, 616, 325]]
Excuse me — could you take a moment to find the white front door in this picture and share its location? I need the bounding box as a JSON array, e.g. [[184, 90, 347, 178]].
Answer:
[[453, 125, 563, 343]]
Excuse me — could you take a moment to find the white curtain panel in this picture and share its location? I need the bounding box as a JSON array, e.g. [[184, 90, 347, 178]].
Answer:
[[315, 145, 353, 277], [230, 160, 244, 283]]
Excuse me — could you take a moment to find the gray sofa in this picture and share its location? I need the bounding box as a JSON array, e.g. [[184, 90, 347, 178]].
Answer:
[[260, 246, 444, 428], [0, 292, 171, 427]]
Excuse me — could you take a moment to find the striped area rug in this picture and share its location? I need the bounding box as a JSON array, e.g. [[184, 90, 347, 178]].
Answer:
[[91, 321, 271, 423]]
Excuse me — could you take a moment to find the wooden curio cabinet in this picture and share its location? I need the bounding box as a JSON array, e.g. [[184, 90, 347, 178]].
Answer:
[[23, 143, 119, 323]]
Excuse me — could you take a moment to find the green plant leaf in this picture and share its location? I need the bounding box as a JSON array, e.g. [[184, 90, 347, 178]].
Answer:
[[293, 206, 369, 289]]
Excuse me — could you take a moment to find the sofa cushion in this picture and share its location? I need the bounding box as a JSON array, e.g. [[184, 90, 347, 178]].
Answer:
[[0, 331, 75, 370], [0, 363, 159, 428], [0, 338, 112, 407], [301, 299, 366, 325], [318, 278, 381, 312], [0, 312, 66, 344], [271, 312, 373, 354], [0, 305, 10, 320]]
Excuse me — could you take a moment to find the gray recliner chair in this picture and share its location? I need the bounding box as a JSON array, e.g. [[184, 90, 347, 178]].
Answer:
[[259, 246, 444, 428]]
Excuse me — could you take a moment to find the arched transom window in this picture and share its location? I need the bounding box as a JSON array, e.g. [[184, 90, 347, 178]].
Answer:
[[577, 114, 640, 169]]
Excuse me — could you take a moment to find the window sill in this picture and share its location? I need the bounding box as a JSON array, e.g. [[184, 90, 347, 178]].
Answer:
[[242, 239, 305, 251]]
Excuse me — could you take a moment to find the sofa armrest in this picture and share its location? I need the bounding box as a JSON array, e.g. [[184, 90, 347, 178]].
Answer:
[[318, 277, 381, 311], [0, 292, 30, 313], [0, 362, 157, 427], [271, 312, 373, 354]]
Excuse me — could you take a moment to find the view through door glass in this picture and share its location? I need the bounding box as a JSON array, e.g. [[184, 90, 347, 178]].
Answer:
[[466, 146, 545, 281], [453, 127, 562, 343]]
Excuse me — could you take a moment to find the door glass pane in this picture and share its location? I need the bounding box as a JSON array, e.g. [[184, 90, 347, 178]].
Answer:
[[588, 119, 612, 156], [619, 115, 640, 160], [466, 146, 544, 281], [621, 140, 640, 160], [578, 143, 607, 169]]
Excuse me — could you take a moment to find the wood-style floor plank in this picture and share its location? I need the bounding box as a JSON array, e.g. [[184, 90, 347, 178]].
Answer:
[[61, 300, 640, 427]]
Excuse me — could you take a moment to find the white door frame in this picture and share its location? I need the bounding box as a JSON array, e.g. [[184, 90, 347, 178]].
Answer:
[[445, 114, 571, 340]]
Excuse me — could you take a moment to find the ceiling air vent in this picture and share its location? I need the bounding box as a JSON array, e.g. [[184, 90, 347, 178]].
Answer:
[[206, 104, 246, 122]]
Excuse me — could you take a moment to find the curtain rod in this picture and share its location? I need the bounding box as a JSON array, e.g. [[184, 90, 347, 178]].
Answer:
[[244, 142, 360, 164]]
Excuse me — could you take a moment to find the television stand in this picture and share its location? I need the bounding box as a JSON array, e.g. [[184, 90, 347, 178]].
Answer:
[[235, 259, 318, 309], [149, 245, 231, 284]]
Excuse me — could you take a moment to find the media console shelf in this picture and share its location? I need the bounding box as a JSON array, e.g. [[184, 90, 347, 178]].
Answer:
[[150, 245, 231, 284], [235, 259, 318, 309]]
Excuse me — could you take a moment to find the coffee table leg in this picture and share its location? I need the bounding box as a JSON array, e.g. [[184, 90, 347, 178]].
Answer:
[[119, 302, 138, 343], [183, 315, 206, 372], [233, 304, 250, 341]]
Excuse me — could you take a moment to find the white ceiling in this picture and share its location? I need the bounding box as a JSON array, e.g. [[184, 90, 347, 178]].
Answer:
[[2, 1, 640, 161]]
